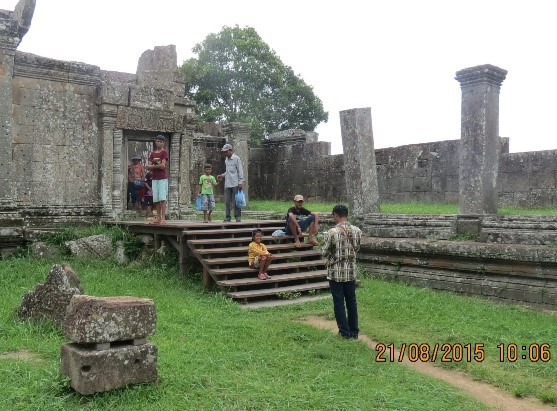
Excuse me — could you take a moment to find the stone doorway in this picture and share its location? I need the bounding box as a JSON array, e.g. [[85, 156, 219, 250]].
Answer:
[[123, 132, 170, 216]]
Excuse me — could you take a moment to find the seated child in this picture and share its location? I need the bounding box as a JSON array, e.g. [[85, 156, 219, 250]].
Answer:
[[248, 229, 274, 280]]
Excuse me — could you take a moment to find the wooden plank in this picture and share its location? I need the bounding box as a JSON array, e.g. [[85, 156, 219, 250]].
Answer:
[[185, 226, 284, 236], [227, 281, 330, 299], [210, 260, 327, 276], [205, 250, 322, 265], [187, 235, 299, 245], [218, 270, 328, 286], [194, 243, 313, 255]]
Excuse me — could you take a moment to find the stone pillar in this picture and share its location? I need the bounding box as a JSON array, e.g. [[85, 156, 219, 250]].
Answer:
[[99, 104, 117, 216], [339, 107, 380, 216], [0, 0, 35, 215], [0, 47, 16, 212], [111, 129, 124, 213], [455, 64, 507, 215], [224, 123, 251, 201], [167, 131, 181, 218], [178, 125, 194, 217]]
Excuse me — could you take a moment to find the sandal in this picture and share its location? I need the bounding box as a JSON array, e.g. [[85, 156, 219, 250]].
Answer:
[[258, 273, 267, 280], [264, 273, 271, 279]]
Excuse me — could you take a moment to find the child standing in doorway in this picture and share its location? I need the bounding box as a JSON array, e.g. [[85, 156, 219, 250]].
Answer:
[[248, 229, 274, 280], [197, 164, 219, 222], [141, 171, 154, 219]]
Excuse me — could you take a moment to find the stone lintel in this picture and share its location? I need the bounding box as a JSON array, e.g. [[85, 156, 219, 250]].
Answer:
[[116, 106, 184, 132], [129, 85, 173, 111], [455, 64, 508, 88], [63, 295, 156, 343]]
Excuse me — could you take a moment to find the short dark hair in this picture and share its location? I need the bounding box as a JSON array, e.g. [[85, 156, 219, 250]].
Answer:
[[252, 229, 263, 240], [204, 164, 212, 169], [155, 134, 167, 142], [332, 204, 349, 217]]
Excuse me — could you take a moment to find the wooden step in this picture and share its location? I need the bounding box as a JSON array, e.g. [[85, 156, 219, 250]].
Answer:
[[205, 250, 323, 265], [210, 260, 327, 276], [194, 242, 314, 256], [218, 270, 328, 287], [187, 235, 303, 246], [227, 281, 330, 300], [188, 220, 284, 229], [185, 226, 285, 237]]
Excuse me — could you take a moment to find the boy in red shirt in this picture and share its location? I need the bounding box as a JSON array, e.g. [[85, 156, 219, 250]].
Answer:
[[147, 135, 169, 224]]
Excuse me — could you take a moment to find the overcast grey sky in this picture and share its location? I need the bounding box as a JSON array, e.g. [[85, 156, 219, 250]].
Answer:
[[2, 0, 555, 154]]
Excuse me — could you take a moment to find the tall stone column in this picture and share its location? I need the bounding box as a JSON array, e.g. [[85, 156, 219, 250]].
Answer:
[[178, 126, 194, 218], [0, 47, 16, 212], [167, 131, 181, 217], [455, 64, 507, 214], [99, 104, 117, 216], [339, 107, 380, 217], [0, 0, 35, 215], [224, 123, 250, 201], [111, 129, 125, 214]]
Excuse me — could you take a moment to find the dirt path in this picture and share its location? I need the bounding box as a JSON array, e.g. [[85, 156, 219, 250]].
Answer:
[[301, 316, 555, 411]]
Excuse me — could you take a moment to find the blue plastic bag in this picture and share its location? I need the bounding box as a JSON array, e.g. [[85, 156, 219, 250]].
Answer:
[[235, 189, 246, 208], [195, 195, 203, 211]]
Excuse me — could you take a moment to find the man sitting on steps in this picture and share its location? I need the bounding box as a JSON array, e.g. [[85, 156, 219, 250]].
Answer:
[[285, 194, 320, 247]]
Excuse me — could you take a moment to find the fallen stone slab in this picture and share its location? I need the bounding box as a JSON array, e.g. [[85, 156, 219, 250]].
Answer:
[[65, 234, 113, 259], [17, 264, 83, 325]]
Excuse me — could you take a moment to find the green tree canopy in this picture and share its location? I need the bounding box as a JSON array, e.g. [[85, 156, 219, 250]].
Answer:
[[181, 25, 328, 147]]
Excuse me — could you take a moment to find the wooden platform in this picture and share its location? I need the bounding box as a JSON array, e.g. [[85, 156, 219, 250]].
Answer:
[[115, 219, 328, 304]]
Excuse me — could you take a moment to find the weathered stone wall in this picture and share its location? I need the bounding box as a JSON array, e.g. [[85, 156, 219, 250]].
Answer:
[[249, 135, 557, 208], [359, 237, 557, 310], [12, 52, 101, 210], [249, 140, 346, 202], [499, 150, 557, 208]]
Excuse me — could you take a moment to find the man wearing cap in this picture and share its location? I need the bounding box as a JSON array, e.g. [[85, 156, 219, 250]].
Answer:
[[217, 143, 244, 222], [322, 204, 362, 339], [285, 195, 320, 247]]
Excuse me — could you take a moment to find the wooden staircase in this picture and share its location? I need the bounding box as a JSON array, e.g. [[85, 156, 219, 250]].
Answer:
[[184, 221, 329, 304]]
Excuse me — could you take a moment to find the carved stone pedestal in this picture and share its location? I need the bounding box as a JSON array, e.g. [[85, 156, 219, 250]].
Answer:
[[61, 343, 158, 395]]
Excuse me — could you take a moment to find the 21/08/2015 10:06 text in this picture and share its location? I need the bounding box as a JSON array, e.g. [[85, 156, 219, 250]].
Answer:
[[375, 343, 551, 363]]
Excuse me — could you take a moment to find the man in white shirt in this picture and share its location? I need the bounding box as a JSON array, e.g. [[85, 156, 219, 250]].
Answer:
[[217, 143, 244, 222]]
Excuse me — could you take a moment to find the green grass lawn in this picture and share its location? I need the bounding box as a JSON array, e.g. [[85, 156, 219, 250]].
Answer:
[[191, 199, 557, 221], [1, 254, 556, 410]]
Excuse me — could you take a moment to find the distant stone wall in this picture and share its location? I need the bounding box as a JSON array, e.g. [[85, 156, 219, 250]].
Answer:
[[499, 150, 557, 208], [249, 141, 346, 202], [249, 135, 557, 208]]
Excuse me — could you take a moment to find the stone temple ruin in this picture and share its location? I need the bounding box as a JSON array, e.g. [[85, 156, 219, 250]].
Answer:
[[2, 0, 557, 241], [3, 1, 557, 310]]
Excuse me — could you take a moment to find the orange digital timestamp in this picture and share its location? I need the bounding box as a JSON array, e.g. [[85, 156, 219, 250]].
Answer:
[[375, 343, 486, 363], [497, 343, 551, 363]]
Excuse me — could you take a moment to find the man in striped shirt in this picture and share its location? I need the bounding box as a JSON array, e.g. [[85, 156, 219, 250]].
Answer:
[[322, 204, 362, 339]]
